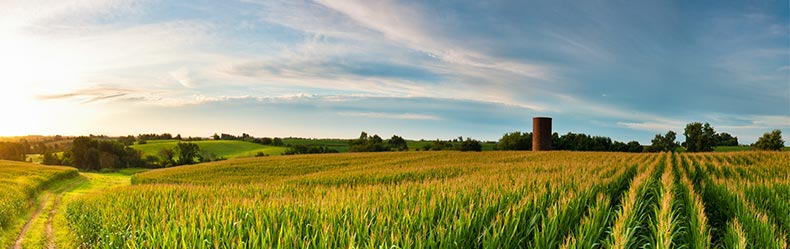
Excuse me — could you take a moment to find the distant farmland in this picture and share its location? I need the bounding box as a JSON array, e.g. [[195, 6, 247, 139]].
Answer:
[[131, 140, 288, 159]]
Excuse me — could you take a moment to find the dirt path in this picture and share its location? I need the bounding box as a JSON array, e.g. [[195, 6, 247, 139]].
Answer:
[[14, 194, 50, 249], [45, 194, 62, 249], [11, 171, 135, 248]]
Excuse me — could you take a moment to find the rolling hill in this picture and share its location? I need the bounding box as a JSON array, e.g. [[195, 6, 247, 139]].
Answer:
[[131, 140, 289, 159]]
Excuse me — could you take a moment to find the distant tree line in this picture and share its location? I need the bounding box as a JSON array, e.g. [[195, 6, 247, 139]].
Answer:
[[135, 133, 202, 144], [349, 132, 401, 152], [0, 139, 72, 161], [418, 136, 484, 152], [347, 132, 485, 152], [212, 133, 284, 146], [39, 137, 222, 169], [494, 131, 642, 152], [553, 132, 643, 152], [137, 133, 175, 141], [282, 145, 339, 155], [649, 122, 783, 152]]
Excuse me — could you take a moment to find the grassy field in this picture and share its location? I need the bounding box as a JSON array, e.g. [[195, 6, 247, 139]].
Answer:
[[131, 140, 289, 158], [0, 160, 78, 247], [61, 151, 789, 248]]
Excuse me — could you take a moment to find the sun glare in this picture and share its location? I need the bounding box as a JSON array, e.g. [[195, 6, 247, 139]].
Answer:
[[0, 32, 86, 136]]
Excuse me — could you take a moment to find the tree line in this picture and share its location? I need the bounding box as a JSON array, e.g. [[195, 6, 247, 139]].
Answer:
[[212, 133, 285, 146], [38, 137, 220, 170], [346, 132, 485, 152], [416, 137, 485, 152], [349, 132, 410, 152], [495, 122, 783, 152], [494, 131, 643, 152], [648, 122, 782, 152]]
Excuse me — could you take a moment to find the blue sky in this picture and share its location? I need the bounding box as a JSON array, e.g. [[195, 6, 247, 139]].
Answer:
[[0, 0, 788, 144]]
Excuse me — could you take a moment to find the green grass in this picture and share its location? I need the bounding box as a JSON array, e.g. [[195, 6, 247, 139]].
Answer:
[[131, 140, 289, 159]]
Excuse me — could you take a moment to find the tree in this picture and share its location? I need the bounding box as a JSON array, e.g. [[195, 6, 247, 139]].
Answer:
[[388, 135, 408, 151], [459, 138, 482, 152], [272, 137, 284, 146], [213, 133, 220, 140], [198, 149, 220, 163], [684, 122, 715, 152], [715, 132, 739, 146], [648, 131, 679, 152], [753, 130, 784, 151], [496, 132, 532, 150], [42, 151, 62, 165], [174, 142, 200, 165], [626, 141, 643, 153], [349, 132, 390, 152], [117, 135, 136, 146], [99, 152, 120, 169], [64, 137, 145, 170], [0, 142, 28, 161], [158, 148, 175, 167]]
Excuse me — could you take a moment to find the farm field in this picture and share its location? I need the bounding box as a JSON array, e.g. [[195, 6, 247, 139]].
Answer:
[[131, 140, 289, 159], [0, 160, 78, 248], [57, 151, 789, 248], [0, 160, 139, 248]]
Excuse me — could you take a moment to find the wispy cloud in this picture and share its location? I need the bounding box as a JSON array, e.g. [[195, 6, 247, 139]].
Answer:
[[315, 0, 551, 80], [616, 121, 684, 132], [37, 87, 138, 103], [337, 112, 441, 121]]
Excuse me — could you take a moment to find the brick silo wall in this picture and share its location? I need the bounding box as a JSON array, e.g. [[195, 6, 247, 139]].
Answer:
[[532, 117, 552, 151]]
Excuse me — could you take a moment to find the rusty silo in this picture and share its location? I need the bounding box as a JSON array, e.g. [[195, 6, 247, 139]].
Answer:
[[532, 117, 552, 151]]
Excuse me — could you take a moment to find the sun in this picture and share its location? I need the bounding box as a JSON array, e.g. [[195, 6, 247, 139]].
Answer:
[[0, 33, 84, 136]]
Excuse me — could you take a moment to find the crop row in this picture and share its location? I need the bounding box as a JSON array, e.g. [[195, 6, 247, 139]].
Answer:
[[64, 151, 787, 248]]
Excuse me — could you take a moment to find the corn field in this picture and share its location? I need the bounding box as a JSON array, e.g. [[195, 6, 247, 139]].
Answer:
[[63, 151, 789, 248], [0, 160, 78, 236]]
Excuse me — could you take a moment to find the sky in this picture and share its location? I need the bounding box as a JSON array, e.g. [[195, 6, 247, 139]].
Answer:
[[0, 0, 788, 144]]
